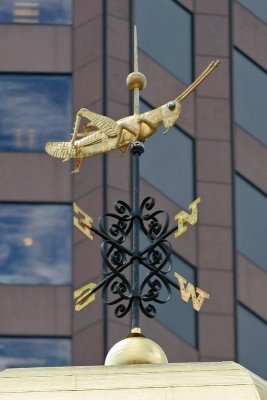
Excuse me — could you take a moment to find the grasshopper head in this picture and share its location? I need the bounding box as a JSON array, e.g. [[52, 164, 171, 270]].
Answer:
[[161, 100, 181, 132]]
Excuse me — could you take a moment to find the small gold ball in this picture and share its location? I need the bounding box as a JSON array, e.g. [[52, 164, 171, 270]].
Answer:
[[105, 336, 168, 366], [126, 72, 147, 90]]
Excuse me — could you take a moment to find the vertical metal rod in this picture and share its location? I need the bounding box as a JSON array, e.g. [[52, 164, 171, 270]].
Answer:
[[130, 27, 144, 329], [133, 26, 140, 115], [131, 143, 143, 328]]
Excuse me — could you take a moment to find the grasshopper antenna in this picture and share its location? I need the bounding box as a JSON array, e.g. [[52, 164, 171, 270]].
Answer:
[[176, 60, 220, 102]]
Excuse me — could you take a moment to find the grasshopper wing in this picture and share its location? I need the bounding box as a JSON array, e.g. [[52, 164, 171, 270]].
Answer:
[[45, 141, 73, 159], [80, 108, 120, 138]]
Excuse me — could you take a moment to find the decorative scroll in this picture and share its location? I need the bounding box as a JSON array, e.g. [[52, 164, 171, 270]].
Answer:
[[139, 240, 172, 318], [73, 197, 209, 319], [174, 197, 201, 239], [139, 197, 169, 241], [99, 200, 133, 244]]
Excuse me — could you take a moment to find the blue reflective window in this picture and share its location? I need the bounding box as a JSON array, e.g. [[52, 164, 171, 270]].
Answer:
[[237, 0, 267, 25], [156, 254, 196, 347], [235, 175, 267, 273], [136, 0, 192, 84], [0, 204, 72, 284], [234, 50, 267, 146], [0, 75, 72, 152], [140, 101, 194, 209], [238, 305, 267, 379], [0, 338, 71, 371], [0, 0, 72, 25]]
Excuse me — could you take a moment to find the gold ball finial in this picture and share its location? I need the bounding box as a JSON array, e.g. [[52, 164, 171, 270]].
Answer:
[[104, 331, 168, 366], [126, 72, 147, 91]]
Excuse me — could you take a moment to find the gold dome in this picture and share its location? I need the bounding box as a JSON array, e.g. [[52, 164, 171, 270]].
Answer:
[[104, 333, 168, 366]]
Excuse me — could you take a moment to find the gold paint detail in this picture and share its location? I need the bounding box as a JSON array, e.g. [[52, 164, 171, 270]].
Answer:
[[74, 282, 97, 311], [73, 202, 93, 241], [174, 272, 210, 312], [45, 61, 220, 172], [174, 197, 201, 239], [131, 327, 141, 334]]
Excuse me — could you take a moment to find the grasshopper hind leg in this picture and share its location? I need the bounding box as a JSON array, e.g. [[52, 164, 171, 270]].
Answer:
[[71, 158, 82, 174]]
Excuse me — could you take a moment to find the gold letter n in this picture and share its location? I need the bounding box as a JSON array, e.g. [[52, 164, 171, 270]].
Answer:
[[174, 197, 201, 239], [174, 272, 209, 312]]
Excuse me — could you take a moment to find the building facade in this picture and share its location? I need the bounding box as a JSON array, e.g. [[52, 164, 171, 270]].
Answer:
[[0, 0, 266, 379]]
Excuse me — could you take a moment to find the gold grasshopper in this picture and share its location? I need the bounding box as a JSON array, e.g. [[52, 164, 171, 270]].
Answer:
[[45, 60, 219, 173]]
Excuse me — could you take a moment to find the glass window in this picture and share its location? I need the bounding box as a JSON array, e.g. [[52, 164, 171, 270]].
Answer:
[[234, 50, 267, 146], [237, 0, 267, 25], [0, 0, 72, 25], [140, 101, 194, 209], [156, 254, 196, 347], [136, 0, 192, 84], [0, 204, 72, 284], [238, 305, 267, 379], [0, 75, 72, 152], [0, 338, 71, 371], [235, 175, 267, 272]]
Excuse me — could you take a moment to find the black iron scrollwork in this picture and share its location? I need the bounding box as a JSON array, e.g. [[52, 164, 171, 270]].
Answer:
[[91, 197, 179, 320], [99, 200, 133, 243], [140, 197, 170, 241]]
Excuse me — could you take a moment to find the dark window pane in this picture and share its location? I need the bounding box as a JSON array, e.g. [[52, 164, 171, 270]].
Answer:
[[0, 0, 72, 25], [136, 0, 192, 84], [0, 338, 71, 371], [234, 50, 267, 146], [156, 254, 196, 347], [140, 101, 194, 208], [0, 75, 71, 152], [235, 175, 267, 272], [238, 305, 267, 379], [0, 204, 72, 284], [237, 0, 267, 25]]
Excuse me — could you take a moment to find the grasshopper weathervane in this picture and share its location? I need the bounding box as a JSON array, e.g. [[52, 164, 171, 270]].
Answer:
[[45, 41, 219, 173], [46, 27, 219, 334]]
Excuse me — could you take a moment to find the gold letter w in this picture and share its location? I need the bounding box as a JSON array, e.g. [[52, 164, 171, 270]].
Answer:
[[174, 272, 209, 312], [174, 197, 201, 239]]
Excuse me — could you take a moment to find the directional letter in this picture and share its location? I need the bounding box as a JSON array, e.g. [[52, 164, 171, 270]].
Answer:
[[174, 272, 209, 312], [74, 282, 97, 311], [174, 197, 201, 239], [73, 202, 93, 240]]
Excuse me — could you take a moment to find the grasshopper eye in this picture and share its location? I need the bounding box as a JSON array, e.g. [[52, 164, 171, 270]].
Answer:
[[167, 101, 176, 110]]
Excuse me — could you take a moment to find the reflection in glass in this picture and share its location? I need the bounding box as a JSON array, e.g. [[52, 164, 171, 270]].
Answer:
[[156, 254, 196, 347], [0, 75, 72, 152], [0, 204, 72, 284], [234, 50, 267, 146], [136, 0, 192, 84], [237, 0, 267, 25], [140, 101, 194, 209], [235, 175, 267, 272], [0, 338, 71, 371], [0, 0, 72, 25], [238, 305, 267, 379]]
